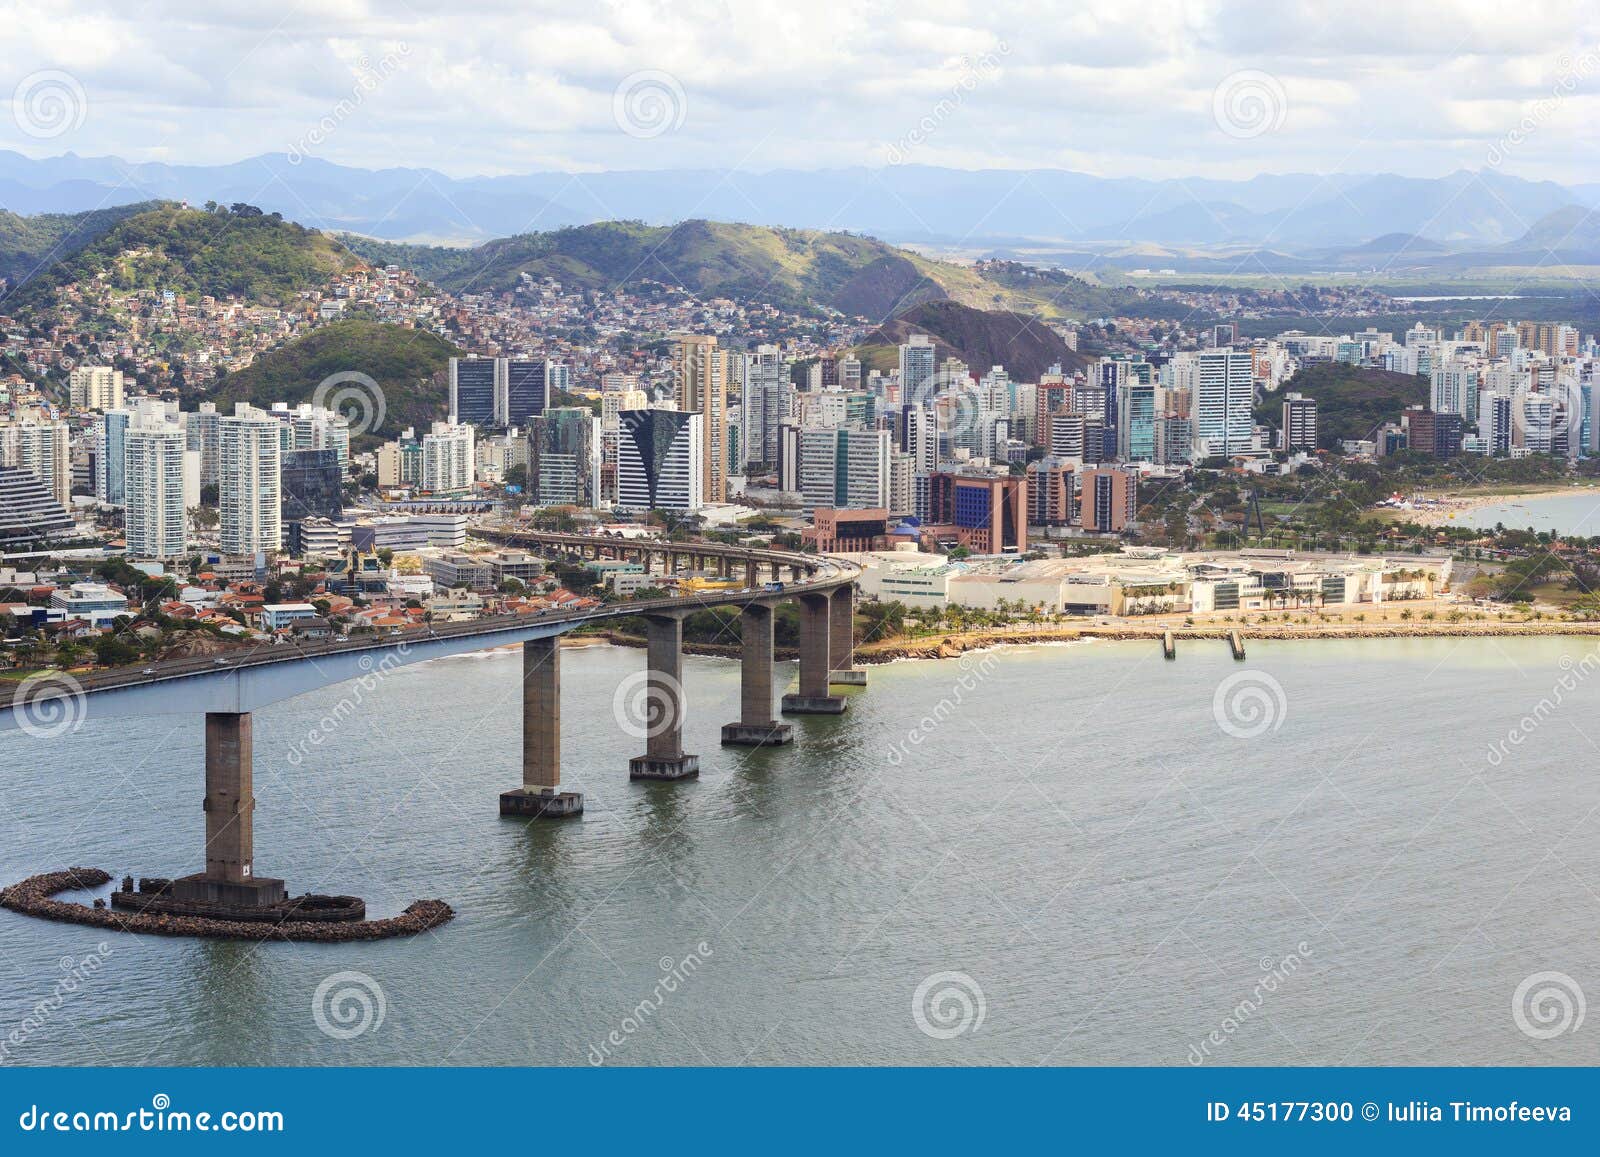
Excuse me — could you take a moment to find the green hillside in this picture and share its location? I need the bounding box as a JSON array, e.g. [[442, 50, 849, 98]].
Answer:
[[0, 202, 161, 295], [341, 219, 1131, 321], [210, 320, 460, 444], [1256, 362, 1428, 449], [9, 203, 360, 312]]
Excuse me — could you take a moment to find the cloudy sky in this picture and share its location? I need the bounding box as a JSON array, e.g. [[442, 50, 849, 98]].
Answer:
[[4, 0, 1600, 181]]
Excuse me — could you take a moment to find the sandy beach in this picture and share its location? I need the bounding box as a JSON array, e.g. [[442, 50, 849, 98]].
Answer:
[[1378, 486, 1595, 527]]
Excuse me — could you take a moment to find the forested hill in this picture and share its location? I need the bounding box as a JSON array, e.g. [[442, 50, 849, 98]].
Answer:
[[1257, 363, 1428, 449]]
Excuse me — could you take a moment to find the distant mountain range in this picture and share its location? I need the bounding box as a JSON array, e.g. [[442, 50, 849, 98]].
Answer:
[[4, 151, 1598, 252]]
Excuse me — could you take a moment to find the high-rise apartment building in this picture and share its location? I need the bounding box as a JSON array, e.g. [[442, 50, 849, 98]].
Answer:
[[421, 421, 475, 494], [1079, 467, 1138, 533], [742, 345, 792, 470], [1026, 457, 1076, 526], [899, 334, 937, 404], [780, 427, 890, 511], [219, 405, 282, 556], [68, 366, 125, 412], [673, 335, 728, 503], [97, 408, 131, 504], [184, 401, 222, 486], [1190, 349, 1255, 459], [0, 418, 71, 511], [124, 405, 189, 559], [1281, 393, 1318, 452]]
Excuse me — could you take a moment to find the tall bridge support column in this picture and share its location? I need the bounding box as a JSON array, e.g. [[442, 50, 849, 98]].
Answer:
[[629, 614, 700, 780], [170, 711, 287, 909], [782, 593, 847, 715], [721, 603, 794, 746], [828, 584, 868, 686], [501, 637, 584, 818]]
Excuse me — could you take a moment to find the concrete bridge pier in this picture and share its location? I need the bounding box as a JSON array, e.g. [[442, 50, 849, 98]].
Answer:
[[169, 711, 287, 909], [721, 603, 794, 746], [500, 637, 584, 818], [629, 614, 701, 780], [782, 592, 847, 715], [827, 585, 868, 686]]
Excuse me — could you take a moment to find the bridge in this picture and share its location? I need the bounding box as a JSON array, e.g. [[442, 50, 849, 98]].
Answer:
[[1, 532, 867, 917]]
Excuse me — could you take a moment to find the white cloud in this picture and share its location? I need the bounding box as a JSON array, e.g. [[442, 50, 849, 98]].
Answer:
[[1, 0, 1598, 182]]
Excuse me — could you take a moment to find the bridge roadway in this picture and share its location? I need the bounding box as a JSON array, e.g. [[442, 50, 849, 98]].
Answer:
[[0, 535, 868, 916]]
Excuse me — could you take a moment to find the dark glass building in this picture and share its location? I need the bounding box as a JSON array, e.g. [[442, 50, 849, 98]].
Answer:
[[449, 357, 500, 426], [506, 359, 551, 428], [281, 448, 344, 523]]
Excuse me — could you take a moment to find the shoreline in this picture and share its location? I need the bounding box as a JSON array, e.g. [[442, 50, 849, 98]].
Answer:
[[852, 619, 1600, 661], [1381, 486, 1596, 528], [577, 622, 1600, 665]]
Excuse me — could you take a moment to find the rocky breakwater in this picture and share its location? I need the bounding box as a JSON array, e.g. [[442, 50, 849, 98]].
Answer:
[[0, 868, 454, 942]]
